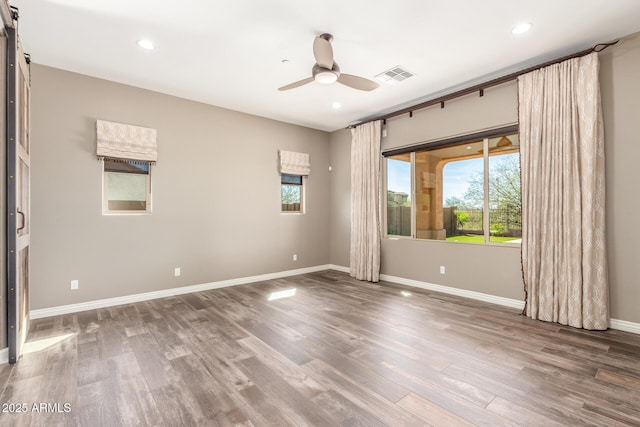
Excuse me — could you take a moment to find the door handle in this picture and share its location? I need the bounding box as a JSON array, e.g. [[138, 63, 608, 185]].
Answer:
[[16, 209, 25, 233]]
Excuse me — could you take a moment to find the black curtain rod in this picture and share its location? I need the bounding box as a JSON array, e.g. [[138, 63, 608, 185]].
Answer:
[[347, 40, 618, 129]]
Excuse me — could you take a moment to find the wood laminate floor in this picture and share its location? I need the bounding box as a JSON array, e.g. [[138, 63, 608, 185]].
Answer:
[[1, 270, 639, 426]]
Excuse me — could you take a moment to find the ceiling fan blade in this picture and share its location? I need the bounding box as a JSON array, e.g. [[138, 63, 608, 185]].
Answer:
[[278, 77, 314, 91], [337, 74, 379, 91], [313, 36, 334, 69]]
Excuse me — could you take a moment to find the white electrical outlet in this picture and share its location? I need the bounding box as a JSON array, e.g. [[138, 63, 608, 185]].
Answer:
[[293, 254, 298, 261], [70, 280, 79, 290], [174, 267, 181, 277], [440, 266, 446, 274]]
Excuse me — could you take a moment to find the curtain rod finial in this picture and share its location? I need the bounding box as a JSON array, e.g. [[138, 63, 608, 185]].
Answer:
[[593, 40, 619, 52]]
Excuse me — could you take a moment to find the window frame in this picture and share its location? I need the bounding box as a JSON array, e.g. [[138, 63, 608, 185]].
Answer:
[[383, 125, 521, 246], [280, 173, 305, 214], [102, 159, 152, 215], [383, 152, 415, 239]]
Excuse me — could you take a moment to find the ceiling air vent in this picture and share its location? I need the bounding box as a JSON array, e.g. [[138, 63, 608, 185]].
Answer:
[[375, 65, 414, 85]]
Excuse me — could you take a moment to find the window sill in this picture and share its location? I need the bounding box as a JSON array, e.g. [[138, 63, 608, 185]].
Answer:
[[385, 235, 413, 240], [383, 236, 521, 248], [102, 211, 152, 216]]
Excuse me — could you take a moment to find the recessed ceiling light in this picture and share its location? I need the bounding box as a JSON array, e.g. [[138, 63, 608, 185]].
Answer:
[[136, 39, 156, 50], [512, 22, 532, 35], [332, 101, 342, 109]]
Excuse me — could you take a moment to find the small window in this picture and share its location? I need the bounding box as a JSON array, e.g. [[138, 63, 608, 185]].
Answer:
[[281, 174, 303, 213], [103, 159, 151, 214]]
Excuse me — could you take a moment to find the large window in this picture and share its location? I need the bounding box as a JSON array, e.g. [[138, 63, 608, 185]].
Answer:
[[103, 159, 151, 214], [385, 130, 521, 244]]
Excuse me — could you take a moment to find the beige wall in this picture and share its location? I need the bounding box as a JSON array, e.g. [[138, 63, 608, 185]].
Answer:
[[382, 82, 524, 301], [329, 34, 640, 322], [381, 82, 518, 151], [329, 129, 352, 267], [600, 33, 640, 323], [30, 65, 331, 310], [330, 83, 525, 301]]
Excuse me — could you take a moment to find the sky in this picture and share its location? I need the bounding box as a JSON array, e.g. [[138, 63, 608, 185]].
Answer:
[[442, 158, 483, 201], [387, 157, 483, 202], [387, 159, 411, 197]]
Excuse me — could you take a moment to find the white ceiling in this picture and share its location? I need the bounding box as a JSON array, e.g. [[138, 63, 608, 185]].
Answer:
[[11, 0, 640, 132]]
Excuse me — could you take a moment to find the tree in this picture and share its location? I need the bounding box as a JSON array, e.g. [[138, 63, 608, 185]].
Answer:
[[462, 153, 521, 210], [453, 210, 470, 228], [281, 185, 301, 204], [444, 196, 466, 208]]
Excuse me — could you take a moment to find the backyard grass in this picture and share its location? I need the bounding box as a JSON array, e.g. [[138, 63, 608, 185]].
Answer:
[[446, 235, 520, 243]]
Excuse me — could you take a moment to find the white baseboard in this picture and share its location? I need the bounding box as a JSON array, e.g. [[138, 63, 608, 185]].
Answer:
[[26, 263, 640, 337], [30, 264, 333, 320], [609, 318, 640, 335], [379, 272, 526, 310], [0, 347, 7, 364], [328, 264, 350, 274], [328, 265, 640, 335], [328, 264, 524, 309]]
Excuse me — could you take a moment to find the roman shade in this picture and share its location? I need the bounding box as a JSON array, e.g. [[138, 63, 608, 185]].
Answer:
[[96, 120, 158, 163], [278, 150, 310, 176]]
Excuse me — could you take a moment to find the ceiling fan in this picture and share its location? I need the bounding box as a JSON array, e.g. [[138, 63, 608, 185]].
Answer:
[[278, 33, 379, 92]]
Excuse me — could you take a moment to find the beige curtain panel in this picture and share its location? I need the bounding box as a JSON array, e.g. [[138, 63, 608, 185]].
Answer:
[[350, 120, 382, 282], [279, 150, 311, 176], [519, 52, 608, 330], [96, 120, 158, 163]]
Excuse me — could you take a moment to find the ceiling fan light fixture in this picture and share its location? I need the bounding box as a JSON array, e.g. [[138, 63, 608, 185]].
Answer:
[[496, 136, 512, 147], [315, 70, 338, 84]]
